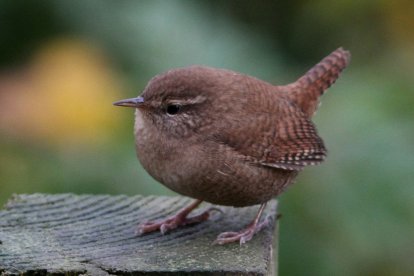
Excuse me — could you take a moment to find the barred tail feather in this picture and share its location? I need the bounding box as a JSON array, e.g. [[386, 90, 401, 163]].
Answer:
[[283, 47, 351, 117]]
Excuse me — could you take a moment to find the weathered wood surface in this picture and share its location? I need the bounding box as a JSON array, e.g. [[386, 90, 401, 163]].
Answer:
[[0, 194, 278, 275]]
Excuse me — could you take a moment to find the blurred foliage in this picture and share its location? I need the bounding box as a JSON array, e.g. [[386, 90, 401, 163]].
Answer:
[[0, 1, 413, 275]]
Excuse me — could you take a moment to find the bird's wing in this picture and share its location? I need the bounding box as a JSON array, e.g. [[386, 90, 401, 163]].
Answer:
[[212, 98, 327, 171]]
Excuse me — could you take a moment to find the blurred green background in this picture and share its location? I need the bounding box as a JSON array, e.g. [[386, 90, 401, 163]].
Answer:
[[0, 0, 413, 275]]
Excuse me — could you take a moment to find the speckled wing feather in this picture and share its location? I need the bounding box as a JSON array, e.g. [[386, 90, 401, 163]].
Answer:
[[258, 101, 327, 170], [212, 98, 326, 171]]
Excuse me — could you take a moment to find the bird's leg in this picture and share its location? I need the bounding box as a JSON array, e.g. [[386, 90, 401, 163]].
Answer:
[[136, 199, 221, 235], [214, 203, 269, 245]]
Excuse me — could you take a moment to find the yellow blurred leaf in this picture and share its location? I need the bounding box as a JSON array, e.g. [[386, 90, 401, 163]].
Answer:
[[0, 38, 126, 146]]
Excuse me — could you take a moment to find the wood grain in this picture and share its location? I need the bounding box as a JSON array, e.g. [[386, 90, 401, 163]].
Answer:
[[0, 194, 278, 275]]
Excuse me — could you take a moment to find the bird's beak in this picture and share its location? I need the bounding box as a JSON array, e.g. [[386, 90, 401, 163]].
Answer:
[[113, 96, 144, 108]]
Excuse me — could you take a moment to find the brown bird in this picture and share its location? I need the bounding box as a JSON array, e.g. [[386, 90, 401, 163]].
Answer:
[[114, 48, 351, 245]]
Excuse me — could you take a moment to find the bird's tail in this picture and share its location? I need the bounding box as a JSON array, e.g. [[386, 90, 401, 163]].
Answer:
[[282, 47, 351, 117]]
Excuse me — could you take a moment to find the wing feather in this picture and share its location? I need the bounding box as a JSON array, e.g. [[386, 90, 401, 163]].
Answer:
[[211, 97, 327, 171]]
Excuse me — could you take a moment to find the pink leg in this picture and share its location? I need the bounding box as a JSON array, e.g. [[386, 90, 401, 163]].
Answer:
[[136, 199, 220, 235], [214, 203, 269, 245]]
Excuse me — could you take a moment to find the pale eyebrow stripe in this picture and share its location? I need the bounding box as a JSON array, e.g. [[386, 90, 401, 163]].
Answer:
[[168, 95, 207, 105]]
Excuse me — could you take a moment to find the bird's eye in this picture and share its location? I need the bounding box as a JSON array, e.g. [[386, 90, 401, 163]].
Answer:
[[166, 104, 181, 115]]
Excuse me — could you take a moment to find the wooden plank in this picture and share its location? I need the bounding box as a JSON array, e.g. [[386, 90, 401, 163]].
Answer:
[[0, 194, 278, 275]]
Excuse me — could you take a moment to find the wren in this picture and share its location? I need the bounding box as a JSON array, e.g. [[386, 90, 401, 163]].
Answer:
[[114, 48, 351, 245]]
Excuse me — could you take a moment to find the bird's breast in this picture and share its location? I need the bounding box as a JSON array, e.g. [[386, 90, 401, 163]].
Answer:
[[134, 109, 189, 188]]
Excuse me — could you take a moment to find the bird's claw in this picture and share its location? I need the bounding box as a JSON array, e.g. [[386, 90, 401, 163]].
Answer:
[[213, 216, 270, 245], [135, 219, 176, 235], [136, 206, 218, 236]]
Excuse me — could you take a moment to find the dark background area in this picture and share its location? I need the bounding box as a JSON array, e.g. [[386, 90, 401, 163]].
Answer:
[[1, 1, 413, 275]]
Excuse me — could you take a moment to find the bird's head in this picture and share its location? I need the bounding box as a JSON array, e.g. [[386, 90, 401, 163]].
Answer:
[[114, 66, 236, 139]]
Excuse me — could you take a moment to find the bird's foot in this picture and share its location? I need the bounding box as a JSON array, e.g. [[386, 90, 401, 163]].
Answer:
[[213, 216, 269, 245], [136, 205, 222, 235]]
